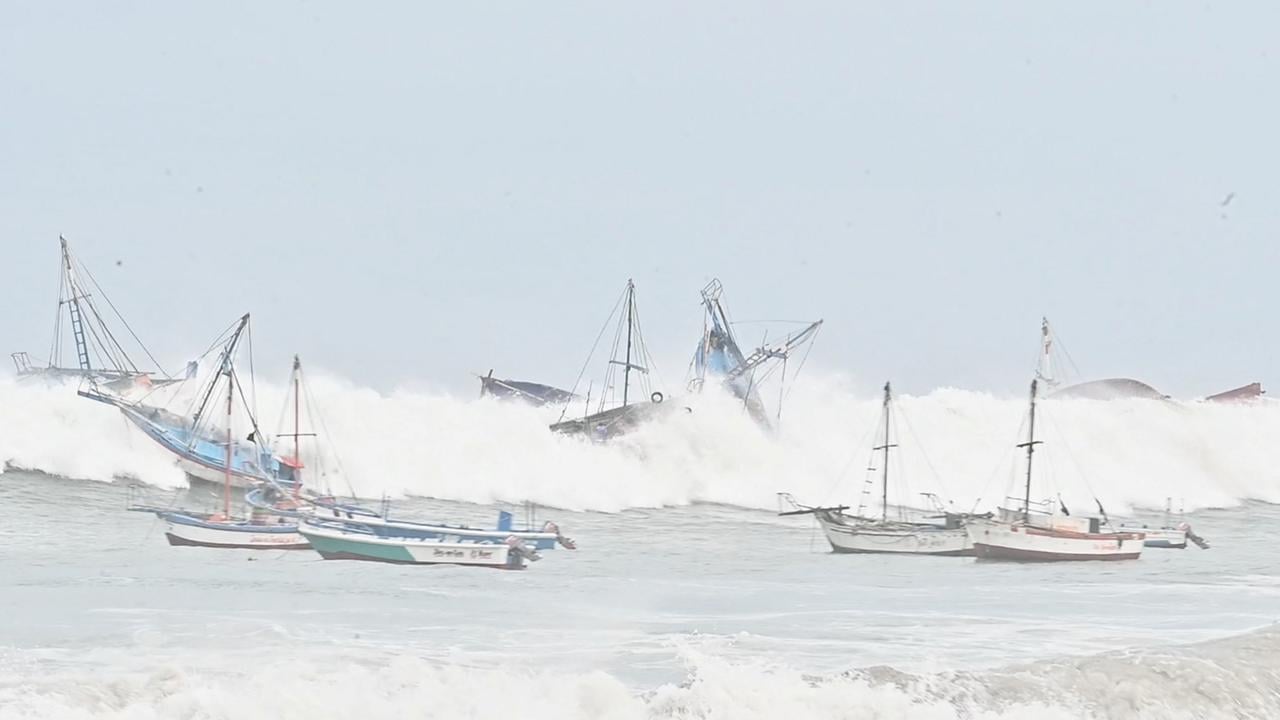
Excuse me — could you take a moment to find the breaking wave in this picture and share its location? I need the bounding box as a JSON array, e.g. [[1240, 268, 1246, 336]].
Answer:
[[1, 625, 1277, 719], [2, 370, 1279, 513]]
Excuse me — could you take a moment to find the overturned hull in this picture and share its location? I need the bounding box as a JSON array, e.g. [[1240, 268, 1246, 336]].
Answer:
[[1048, 378, 1169, 401], [479, 372, 576, 406], [1203, 382, 1265, 403]]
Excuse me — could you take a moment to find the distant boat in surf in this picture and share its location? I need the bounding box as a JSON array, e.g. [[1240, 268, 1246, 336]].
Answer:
[[1037, 317, 1262, 402], [779, 382, 981, 556], [298, 518, 540, 569], [11, 236, 179, 392], [477, 370, 576, 407], [81, 313, 291, 490], [1118, 499, 1210, 550], [689, 279, 821, 430], [966, 379, 1146, 562], [550, 279, 683, 441]]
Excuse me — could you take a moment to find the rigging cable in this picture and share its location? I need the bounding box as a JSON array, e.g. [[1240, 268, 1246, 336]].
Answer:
[[557, 284, 627, 423]]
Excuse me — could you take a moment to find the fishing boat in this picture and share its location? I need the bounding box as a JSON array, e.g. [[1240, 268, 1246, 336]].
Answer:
[[1119, 499, 1210, 549], [299, 518, 539, 569], [129, 498, 309, 549], [242, 358, 577, 552], [689, 279, 822, 430], [12, 236, 177, 391], [967, 379, 1146, 562], [478, 370, 576, 407], [122, 324, 313, 550], [80, 314, 290, 489], [779, 382, 977, 556], [550, 280, 679, 441]]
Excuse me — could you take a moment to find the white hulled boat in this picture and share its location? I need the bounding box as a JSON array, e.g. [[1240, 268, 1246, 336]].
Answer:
[[126, 319, 312, 550], [968, 379, 1145, 562], [780, 382, 979, 557]]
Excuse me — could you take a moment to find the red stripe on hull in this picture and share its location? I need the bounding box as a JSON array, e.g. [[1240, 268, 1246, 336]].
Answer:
[[164, 533, 311, 550], [313, 549, 523, 570], [830, 545, 974, 557], [973, 543, 1141, 562]]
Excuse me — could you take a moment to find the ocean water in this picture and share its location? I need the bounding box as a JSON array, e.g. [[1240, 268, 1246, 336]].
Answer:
[[1, 374, 1279, 718]]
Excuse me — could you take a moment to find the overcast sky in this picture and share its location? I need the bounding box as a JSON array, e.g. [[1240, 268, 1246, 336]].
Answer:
[[3, 2, 1276, 398]]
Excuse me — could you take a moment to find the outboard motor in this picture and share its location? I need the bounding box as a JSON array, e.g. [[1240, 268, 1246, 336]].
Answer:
[[1179, 522, 1210, 549], [543, 520, 577, 549], [505, 536, 541, 563]]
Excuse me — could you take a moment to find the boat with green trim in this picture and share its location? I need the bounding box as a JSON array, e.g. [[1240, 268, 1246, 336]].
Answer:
[[298, 518, 539, 569]]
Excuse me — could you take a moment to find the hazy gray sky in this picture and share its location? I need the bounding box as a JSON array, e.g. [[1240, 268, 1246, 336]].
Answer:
[[3, 2, 1277, 398]]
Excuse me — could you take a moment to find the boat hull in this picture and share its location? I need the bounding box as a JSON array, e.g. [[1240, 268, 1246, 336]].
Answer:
[[968, 521, 1144, 562], [321, 514, 563, 550], [817, 514, 973, 556], [178, 456, 263, 489], [299, 523, 528, 569], [1119, 525, 1188, 549], [162, 513, 310, 550]]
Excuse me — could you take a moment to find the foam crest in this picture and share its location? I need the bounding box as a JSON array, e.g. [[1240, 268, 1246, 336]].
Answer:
[[4, 370, 1279, 514]]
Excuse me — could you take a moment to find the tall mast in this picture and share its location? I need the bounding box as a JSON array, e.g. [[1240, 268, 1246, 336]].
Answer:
[[223, 357, 234, 518], [622, 279, 634, 407], [1017, 379, 1043, 521], [872, 381, 897, 522], [293, 355, 302, 498], [190, 314, 250, 438]]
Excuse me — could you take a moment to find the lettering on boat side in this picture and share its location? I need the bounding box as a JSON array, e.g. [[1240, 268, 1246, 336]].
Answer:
[[429, 547, 497, 559]]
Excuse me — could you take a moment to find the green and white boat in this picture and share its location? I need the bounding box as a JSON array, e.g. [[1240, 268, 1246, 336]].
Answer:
[[298, 518, 539, 570]]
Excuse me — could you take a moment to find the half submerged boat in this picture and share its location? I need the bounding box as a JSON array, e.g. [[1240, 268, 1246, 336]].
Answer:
[[550, 279, 681, 441], [478, 370, 576, 407], [81, 314, 291, 489], [299, 518, 540, 569], [779, 382, 979, 556], [967, 379, 1145, 562], [689, 279, 821, 430], [12, 236, 178, 391]]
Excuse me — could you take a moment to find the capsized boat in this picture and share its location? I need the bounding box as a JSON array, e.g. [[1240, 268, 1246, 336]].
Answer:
[[12, 236, 178, 391], [550, 279, 683, 441], [81, 314, 291, 489], [689, 279, 822, 430], [299, 518, 539, 569], [779, 382, 980, 556], [967, 379, 1145, 562], [478, 370, 576, 407]]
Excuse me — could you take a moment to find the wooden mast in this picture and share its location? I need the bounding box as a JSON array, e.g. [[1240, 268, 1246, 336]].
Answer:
[[1017, 379, 1043, 521], [293, 355, 302, 499], [872, 382, 898, 522], [622, 279, 634, 407], [223, 357, 234, 519]]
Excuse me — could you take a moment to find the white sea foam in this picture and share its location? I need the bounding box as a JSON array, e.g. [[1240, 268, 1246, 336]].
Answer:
[[1, 626, 1276, 720], [3, 370, 1278, 514]]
